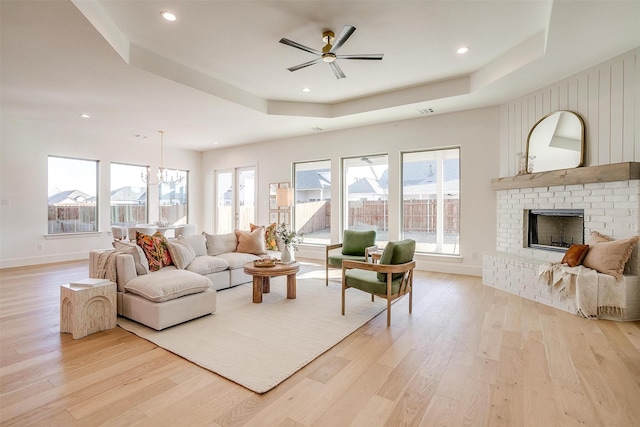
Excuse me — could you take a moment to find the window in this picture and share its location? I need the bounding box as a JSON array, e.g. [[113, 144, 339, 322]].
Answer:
[[159, 170, 188, 225], [110, 163, 148, 227], [401, 148, 460, 254], [47, 156, 98, 234], [343, 155, 389, 243], [293, 160, 331, 244]]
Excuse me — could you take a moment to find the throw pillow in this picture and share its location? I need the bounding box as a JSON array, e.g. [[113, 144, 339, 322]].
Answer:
[[203, 231, 237, 255], [582, 235, 639, 280], [167, 236, 197, 269], [113, 240, 149, 275], [136, 231, 173, 272], [235, 227, 267, 255], [183, 234, 207, 256], [560, 244, 589, 267], [250, 223, 278, 251], [587, 230, 613, 245]]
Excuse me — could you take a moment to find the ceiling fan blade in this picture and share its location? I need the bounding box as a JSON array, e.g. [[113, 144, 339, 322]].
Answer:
[[329, 61, 346, 79], [337, 53, 384, 60], [287, 58, 322, 72], [329, 25, 356, 53], [279, 38, 322, 55]]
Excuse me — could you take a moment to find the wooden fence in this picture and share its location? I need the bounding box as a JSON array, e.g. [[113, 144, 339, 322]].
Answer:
[[295, 199, 459, 234]]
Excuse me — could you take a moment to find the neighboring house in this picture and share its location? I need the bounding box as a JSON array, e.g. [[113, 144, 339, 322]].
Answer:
[[47, 190, 94, 205]]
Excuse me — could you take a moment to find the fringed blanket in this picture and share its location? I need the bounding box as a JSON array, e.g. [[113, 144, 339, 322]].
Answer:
[[92, 250, 120, 284], [539, 263, 626, 319]]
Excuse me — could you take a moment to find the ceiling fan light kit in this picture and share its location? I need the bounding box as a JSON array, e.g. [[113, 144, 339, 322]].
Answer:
[[279, 25, 383, 79]]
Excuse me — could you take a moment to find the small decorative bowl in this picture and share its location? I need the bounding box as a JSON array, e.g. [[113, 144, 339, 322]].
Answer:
[[253, 259, 276, 267]]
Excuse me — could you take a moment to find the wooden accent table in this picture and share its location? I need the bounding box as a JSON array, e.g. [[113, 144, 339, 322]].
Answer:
[[243, 262, 300, 303], [60, 282, 116, 339]]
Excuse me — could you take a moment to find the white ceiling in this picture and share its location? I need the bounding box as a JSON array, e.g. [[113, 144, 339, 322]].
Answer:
[[2, 1, 639, 152]]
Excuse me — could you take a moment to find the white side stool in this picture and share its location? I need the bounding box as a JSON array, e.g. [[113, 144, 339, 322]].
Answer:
[[60, 281, 117, 339]]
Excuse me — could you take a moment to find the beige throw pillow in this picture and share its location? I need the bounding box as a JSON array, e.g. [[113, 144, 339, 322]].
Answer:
[[167, 236, 197, 269], [113, 240, 149, 275], [183, 234, 207, 256], [582, 234, 639, 280], [235, 227, 267, 255], [203, 232, 238, 255]]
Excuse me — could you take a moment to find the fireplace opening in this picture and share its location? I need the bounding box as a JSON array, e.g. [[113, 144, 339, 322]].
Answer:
[[527, 209, 584, 252]]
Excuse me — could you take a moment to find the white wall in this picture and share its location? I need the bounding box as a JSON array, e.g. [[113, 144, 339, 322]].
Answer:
[[202, 107, 500, 276], [500, 47, 639, 177], [0, 118, 203, 268]]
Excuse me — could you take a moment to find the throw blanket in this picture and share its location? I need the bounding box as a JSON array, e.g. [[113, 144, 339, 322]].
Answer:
[[539, 263, 626, 319], [93, 250, 120, 284]]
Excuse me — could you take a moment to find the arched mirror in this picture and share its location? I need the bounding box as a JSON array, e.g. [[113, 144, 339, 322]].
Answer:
[[526, 111, 585, 173]]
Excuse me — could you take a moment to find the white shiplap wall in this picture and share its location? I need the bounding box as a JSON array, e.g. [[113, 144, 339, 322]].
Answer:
[[500, 47, 639, 177]]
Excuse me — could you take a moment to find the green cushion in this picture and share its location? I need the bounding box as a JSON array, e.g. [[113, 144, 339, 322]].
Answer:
[[345, 269, 403, 295], [327, 254, 367, 267], [341, 230, 376, 256], [377, 239, 416, 282]]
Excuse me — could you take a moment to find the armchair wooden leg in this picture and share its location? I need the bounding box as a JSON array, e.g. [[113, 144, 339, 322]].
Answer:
[[341, 283, 345, 315], [387, 299, 391, 326], [371, 294, 374, 302], [326, 264, 329, 286], [409, 288, 413, 314]]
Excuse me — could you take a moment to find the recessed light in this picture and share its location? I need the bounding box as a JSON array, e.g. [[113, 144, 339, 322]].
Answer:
[[79, 113, 90, 118], [160, 11, 177, 21], [302, 87, 311, 93], [457, 46, 470, 54]]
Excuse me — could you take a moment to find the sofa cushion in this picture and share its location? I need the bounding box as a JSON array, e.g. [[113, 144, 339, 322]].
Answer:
[[136, 231, 172, 271], [216, 252, 261, 269], [183, 234, 207, 257], [204, 232, 237, 256], [186, 255, 230, 275], [113, 240, 149, 275], [236, 228, 267, 255], [125, 267, 211, 302], [167, 236, 197, 269]]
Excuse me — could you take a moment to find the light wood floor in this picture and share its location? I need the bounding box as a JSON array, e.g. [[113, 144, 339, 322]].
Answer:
[[1, 260, 639, 426]]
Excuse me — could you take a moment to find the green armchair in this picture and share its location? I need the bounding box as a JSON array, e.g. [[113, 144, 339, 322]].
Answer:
[[326, 229, 377, 286], [342, 239, 416, 326]]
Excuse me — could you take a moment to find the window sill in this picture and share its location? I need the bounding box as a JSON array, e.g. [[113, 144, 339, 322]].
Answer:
[[45, 232, 103, 240], [414, 252, 463, 263]]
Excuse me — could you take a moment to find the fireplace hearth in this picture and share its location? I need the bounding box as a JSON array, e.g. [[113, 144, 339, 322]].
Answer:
[[527, 209, 584, 252]]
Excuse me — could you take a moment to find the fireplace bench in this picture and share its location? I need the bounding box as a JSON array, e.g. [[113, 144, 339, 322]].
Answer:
[[482, 252, 640, 321]]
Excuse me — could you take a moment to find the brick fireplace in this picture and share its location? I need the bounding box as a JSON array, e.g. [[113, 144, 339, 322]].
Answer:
[[482, 162, 640, 318]]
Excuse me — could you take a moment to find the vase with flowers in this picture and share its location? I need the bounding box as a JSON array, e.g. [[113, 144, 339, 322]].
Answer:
[[276, 223, 303, 263]]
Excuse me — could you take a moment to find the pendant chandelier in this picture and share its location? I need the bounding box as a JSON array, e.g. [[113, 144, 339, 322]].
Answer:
[[141, 130, 177, 185]]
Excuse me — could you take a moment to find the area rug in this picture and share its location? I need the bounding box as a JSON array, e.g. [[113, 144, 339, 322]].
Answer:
[[117, 272, 387, 394]]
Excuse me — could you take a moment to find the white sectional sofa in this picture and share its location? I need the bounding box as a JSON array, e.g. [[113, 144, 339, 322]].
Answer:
[[89, 228, 280, 330]]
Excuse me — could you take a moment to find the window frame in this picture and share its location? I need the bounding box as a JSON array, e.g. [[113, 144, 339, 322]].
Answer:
[[341, 153, 389, 245], [292, 159, 332, 245], [400, 147, 460, 255], [110, 162, 149, 228], [47, 155, 99, 235]]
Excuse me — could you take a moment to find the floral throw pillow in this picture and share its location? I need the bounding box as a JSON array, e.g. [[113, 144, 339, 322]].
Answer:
[[250, 223, 278, 251], [136, 231, 172, 271]]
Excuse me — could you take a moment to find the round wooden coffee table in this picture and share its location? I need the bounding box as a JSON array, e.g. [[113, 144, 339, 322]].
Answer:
[[243, 261, 300, 303]]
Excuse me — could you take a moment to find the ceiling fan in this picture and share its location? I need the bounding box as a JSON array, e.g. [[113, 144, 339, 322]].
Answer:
[[279, 25, 383, 79]]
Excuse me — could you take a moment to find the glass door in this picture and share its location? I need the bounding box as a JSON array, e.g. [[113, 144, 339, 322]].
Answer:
[[215, 167, 255, 233]]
